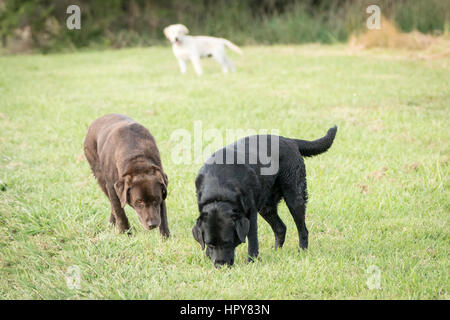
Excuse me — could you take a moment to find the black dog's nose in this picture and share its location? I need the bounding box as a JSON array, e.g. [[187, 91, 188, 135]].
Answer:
[[175, 37, 179, 42], [214, 259, 234, 268]]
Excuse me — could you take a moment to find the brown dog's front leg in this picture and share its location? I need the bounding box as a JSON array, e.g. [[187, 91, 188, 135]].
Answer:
[[159, 200, 170, 239], [106, 184, 130, 233], [109, 212, 116, 225]]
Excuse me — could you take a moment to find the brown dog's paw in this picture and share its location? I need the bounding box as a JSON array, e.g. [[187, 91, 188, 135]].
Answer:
[[117, 223, 132, 236], [119, 227, 132, 237], [109, 214, 116, 226]]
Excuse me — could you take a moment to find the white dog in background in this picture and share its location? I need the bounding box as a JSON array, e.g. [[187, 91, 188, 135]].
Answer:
[[163, 24, 242, 75]]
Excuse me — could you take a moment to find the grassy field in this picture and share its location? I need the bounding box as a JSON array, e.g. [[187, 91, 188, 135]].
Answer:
[[0, 45, 448, 299]]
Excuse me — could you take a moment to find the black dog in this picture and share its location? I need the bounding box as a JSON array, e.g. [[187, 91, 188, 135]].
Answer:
[[192, 126, 337, 267]]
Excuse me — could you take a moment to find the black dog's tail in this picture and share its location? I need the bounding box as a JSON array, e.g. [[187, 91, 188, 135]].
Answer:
[[294, 126, 337, 157]]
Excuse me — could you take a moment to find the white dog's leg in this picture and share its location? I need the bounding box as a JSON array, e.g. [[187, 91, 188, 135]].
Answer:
[[213, 51, 234, 73], [221, 61, 229, 73], [190, 56, 203, 75], [223, 56, 235, 73], [213, 54, 227, 73], [177, 59, 187, 74]]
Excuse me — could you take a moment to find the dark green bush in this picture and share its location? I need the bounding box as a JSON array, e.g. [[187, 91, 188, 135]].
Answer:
[[0, 0, 448, 52]]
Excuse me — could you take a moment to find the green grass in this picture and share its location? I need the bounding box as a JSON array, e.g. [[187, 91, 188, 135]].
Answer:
[[0, 45, 448, 299]]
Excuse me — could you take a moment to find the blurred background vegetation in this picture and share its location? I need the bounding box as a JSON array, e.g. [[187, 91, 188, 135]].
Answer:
[[0, 0, 449, 53]]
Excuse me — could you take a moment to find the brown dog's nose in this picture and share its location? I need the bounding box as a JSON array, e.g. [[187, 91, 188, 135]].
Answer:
[[141, 215, 161, 230], [147, 222, 158, 230]]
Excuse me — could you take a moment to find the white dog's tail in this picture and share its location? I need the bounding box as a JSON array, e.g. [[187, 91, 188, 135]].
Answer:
[[223, 39, 243, 55]]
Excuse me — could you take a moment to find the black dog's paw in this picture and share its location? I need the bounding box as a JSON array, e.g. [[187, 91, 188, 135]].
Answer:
[[274, 238, 285, 250], [299, 238, 308, 250], [247, 255, 260, 263]]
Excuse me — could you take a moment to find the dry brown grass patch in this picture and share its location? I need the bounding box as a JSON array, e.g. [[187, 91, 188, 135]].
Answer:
[[349, 16, 450, 60]]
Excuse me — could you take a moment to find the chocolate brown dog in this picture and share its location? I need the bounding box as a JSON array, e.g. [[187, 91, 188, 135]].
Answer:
[[84, 114, 169, 237]]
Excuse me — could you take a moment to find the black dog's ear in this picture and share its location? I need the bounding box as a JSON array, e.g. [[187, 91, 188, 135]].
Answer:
[[235, 217, 250, 243], [192, 220, 205, 250], [236, 188, 256, 217]]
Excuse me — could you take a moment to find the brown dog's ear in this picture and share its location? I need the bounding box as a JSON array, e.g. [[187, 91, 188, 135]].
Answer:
[[114, 175, 131, 208], [235, 217, 250, 243], [156, 170, 168, 200], [161, 184, 167, 200], [192, 220, 205, 250]]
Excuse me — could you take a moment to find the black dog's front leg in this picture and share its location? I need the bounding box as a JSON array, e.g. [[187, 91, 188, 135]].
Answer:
[[247, 212, 259, 262]]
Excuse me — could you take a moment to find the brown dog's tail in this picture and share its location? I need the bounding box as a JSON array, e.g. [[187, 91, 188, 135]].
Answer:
[[294, 126, 337, 157], [223, 39, 243, 55]]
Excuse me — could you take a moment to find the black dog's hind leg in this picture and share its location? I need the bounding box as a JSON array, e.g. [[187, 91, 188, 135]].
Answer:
[[282, 181, 309, 250], [247, 211, 259, 262], [260, 205, 286, 250]]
